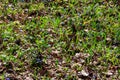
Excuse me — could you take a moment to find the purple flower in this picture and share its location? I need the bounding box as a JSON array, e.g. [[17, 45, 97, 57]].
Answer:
[[6, 78, 10, 80]]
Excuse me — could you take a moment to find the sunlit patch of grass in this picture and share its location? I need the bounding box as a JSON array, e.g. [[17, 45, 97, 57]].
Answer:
[[29, 3, 44, 12]]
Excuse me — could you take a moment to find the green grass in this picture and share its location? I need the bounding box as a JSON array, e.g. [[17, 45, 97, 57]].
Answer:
[[0, 0, 120, 79]]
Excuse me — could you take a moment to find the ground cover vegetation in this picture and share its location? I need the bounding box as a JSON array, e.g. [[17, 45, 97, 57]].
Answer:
[[0, 0, 120, 79]]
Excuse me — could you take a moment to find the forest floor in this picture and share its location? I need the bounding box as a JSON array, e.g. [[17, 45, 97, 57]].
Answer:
[[0, 0, 120, 80]]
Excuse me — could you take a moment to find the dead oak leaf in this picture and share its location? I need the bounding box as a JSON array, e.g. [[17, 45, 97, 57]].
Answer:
[[51, 50, 62, 59]]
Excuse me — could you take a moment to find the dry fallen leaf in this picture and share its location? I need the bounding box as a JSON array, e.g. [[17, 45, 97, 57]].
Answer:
[[52, 50, 60, 54], [77, 70, 90, 79], [0, 21, 3, 24], [25, 76, 33, 80], [0, 66, 5, 73], [74, 53, 90, 58], [80, 70, 89, 76], [71, 63, 82, 70], [105, 70, 113, 76]]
